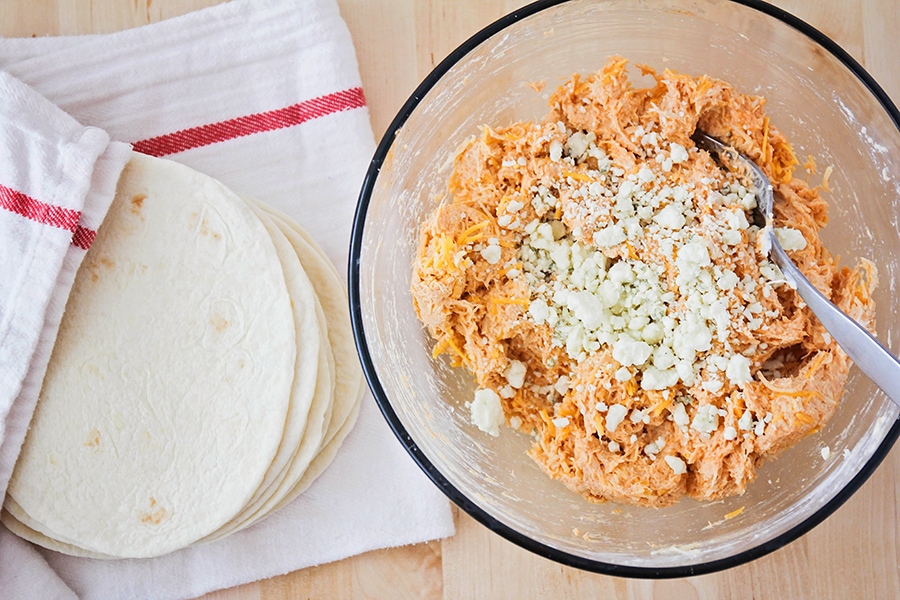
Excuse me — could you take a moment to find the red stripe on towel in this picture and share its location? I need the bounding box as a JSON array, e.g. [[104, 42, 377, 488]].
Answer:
[[71, 225, 97, 250], [1, 87, 366, 248], [0, 183, 95, 249], [132, 87, 367, 157]]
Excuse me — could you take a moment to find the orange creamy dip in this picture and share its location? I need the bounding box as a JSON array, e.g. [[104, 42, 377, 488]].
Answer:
[[411, 57, 876, 507]]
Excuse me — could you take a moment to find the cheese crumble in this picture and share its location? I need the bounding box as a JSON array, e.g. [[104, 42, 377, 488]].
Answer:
[[469, 389, 503, 437], [412, 57, 877, 507]]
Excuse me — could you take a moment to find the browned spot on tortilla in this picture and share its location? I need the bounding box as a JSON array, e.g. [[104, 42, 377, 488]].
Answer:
[[83, 256, 113, 284], [130, 194, 147, 216], [85, 428, 101, 450], [200, 218, 222, 241], [139, 500, 169, 526], [210, 313, 230, 332]]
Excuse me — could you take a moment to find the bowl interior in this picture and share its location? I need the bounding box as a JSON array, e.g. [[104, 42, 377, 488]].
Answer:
[[354, 0, 900, 573]]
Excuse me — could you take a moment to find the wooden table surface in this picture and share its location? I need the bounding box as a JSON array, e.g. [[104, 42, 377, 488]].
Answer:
[[2, 1, 899, 598]]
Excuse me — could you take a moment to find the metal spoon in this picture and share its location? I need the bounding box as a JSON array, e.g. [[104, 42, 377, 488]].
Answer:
[[693, 131, 900, 407]]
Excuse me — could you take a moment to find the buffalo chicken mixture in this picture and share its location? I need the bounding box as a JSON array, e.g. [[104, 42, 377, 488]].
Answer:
[[411, 58, 876, 507]]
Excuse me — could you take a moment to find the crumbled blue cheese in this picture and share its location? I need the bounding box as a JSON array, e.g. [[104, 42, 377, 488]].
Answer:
[[504, 360, 527, 388], [528, 298, 550, 325], [605, 404, 628, 433], [676, 240, 711, 284], [508, 126, 796, 430], [725, 354, 752, 385], [612, 337, 653, 367], [759, 263, 786, 284], [565, 131, 596, 160], [672, 402, 690, 431], [653, 204, 686, 229], [480, 243, 502, 265], [470, 388, 503, 436], [549, 140, 563, 161], [775, 227, 807, 251], [644, 436, 666, 456], [738, 409, 753, 431], [592, 224, 627, 248], [701, 378, 724, 393], [552, 416, 570, 428], [669, 142, 689, 164], [673, 318, 713, 362], [607, 261, 635, 283], [664, 455, 687, 474], [629, 408, 646, 424], [691, 404, 719, 435], [568, 290, 605, 330], [641, 366, 678, 391], [753, 419, 766, 436], [716, 270, 739, 290], [637, 166, 655, 183]]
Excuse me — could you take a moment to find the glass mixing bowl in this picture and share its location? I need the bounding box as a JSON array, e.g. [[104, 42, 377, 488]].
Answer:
[[349, 0, 900, 577]]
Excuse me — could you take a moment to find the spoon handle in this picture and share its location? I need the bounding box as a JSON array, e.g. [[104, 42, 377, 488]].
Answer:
[[771, 242, 900, 406]]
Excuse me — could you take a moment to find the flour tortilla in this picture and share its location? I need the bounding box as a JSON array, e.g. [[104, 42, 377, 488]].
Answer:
[[7, 153, 297, 558], [201, 207, 335, 540], [202, 200, 363, 538], [213, 204, 328, 523], [3, 392, 361, 557], [3, 497, 114, 558], [276, 381, 363, 510], [1, 506, 111, 559], [260, 204, 363, 450], [251, 203, 364, 514]]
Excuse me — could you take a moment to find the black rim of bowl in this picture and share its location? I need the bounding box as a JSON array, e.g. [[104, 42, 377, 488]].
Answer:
[[348, 0, 900, 579]]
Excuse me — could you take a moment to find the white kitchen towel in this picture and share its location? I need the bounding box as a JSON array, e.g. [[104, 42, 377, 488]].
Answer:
[[0, 71, 131, 599], [0, 1, 454, 598], [0, 69, 132, 508]]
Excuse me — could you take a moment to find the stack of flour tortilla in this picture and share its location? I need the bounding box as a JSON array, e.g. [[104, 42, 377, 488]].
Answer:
[[1, 153, 364, 559]]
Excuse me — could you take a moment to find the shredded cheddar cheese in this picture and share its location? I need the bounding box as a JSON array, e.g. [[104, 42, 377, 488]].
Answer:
[[457, 221, 490, 246], [724, 506, 745, 520]]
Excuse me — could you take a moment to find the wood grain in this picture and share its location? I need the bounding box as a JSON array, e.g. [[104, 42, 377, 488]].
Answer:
[[1, 1, 898, 598]]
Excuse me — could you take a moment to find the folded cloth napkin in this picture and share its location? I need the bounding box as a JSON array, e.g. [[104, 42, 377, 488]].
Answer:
[[0, 1, 454, 598], [0, 71, 132, 600]]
